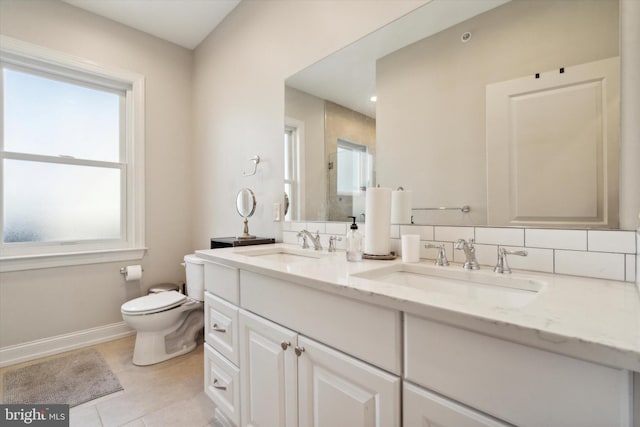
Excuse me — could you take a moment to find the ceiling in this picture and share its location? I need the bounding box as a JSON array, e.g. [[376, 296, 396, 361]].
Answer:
[[286, 0, 509, 118], [61, 0, 241, 49]]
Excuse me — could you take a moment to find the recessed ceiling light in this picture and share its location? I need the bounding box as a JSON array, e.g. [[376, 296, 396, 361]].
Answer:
[[370, 95, 377, 102]]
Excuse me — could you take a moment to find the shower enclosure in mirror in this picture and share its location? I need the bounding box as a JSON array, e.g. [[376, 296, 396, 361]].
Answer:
[[284, 0, 633, 229]]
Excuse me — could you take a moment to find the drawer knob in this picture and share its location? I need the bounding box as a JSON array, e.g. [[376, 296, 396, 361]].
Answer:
[[294, 346, 305, 357], [281, 341, 291, 351], [213, 378, 227, 390], [212, 323, 227, 333]]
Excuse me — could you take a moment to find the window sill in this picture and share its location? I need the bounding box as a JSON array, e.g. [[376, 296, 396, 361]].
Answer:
[[0, 247, 147, 272]]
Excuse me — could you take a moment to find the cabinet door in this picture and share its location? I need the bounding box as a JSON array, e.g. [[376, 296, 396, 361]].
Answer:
[[404, 382, 510, 427], [297, 336, 400, 427], [239, 310, 298, 427]]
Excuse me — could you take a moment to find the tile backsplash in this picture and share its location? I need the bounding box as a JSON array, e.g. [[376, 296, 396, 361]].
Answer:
[[283, 222, 638, 283]]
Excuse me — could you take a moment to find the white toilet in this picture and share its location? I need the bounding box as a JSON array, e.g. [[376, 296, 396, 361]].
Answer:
[[121, 254, 205, 366]]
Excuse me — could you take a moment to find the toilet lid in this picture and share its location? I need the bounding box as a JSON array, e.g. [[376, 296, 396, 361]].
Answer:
[[121, 291, 187, 315]]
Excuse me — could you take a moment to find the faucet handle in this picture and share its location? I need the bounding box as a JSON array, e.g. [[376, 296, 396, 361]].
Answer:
[[493, 246, 505, 273], [424, 243, 449, 266], [328, 236, 342, 252], [494, 246, 528, 274], [314, 230, 323, 251]]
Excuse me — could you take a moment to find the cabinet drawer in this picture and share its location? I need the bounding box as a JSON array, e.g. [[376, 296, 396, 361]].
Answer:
[[204, 344, 240, 426], [404, 382, 509, 427], [240, 270, 402, 375], [205, 292, 239, 365], [204, 261, 239, 305], [404, 314, 631, 427]]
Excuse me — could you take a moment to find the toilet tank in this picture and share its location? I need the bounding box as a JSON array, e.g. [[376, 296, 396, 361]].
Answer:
[[183, 254, 205, 301]]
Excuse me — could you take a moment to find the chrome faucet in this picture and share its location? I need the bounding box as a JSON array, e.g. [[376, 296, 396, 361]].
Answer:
[[424, 243, 449, 266], [454, 238, 480, 270], [297, 230, 323, 251], [493, 246, 527, 274]]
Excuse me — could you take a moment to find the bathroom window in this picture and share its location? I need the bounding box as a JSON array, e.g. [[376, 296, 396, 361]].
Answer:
[[0, 37, 145, 271], [336, 139, 372, 196], [284, 120, 304, 221]]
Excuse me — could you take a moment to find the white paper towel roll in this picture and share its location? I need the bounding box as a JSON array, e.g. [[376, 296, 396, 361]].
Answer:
[[391, 190, 412, 224], [124, 265, 142, 281], [364, 187, 392, 255]]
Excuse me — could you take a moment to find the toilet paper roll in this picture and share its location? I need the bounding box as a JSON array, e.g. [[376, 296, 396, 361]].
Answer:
[[391, 190, 412, 224], [364, 187, 392, 256], [124, 265, 143, 281], [401, 234, 420, 263]]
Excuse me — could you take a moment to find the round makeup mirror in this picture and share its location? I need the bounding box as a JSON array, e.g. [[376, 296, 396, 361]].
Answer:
[[236, 188, 256, 239]]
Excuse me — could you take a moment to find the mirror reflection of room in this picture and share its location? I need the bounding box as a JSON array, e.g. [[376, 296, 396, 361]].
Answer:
[[285, 0, 623, 229]]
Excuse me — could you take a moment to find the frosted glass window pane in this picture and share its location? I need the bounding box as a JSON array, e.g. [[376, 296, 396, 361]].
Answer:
[[337, 146, 357, 194], [284, 129, 293, 181], [3, 69, 121, 162], [3, 160, 121, 243], [337, 143, 373, 195]]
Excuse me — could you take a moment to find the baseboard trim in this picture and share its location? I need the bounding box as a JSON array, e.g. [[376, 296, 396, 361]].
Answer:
[[0, 322, 135, 368]]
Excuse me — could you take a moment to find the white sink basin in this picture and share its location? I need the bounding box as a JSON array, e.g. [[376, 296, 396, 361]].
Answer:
[[352, 263, 545, 308], [241, 247, 324, 263]]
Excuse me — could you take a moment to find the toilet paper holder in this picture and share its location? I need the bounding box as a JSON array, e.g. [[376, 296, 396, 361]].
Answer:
[[119, 266, 144, 275]]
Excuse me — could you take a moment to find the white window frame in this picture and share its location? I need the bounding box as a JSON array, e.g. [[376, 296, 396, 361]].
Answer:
[[284, 117, 305, 221], [0, 36, 146, 272]]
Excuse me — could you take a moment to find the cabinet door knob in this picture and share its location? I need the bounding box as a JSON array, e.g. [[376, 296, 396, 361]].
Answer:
[[212, 323, 227, 333], [212, 378, 227, 390], [281, 341, 291, 351], [294, 346, 305, 357]]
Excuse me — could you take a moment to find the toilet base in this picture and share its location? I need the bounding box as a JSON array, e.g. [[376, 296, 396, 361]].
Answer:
[[132, 310, 204, 366]]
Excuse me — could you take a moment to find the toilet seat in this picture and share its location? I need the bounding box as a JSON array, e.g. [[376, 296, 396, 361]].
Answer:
[[121, 291, 187, 315]]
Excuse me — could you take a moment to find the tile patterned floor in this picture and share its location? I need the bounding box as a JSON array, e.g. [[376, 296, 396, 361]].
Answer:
[[1, 336, 217, 426]]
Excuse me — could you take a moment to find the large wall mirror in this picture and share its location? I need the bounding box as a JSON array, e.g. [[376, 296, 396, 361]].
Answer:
[[284, 0, 633, 229]]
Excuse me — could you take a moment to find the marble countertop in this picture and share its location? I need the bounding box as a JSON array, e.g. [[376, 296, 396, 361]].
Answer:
[[196, 243, 640, 372]]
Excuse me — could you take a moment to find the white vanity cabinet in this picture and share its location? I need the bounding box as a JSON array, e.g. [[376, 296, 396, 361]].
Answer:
[[200, 253, 636, 427], [204, 260, 401, 427], [239, 309, 401, 427]]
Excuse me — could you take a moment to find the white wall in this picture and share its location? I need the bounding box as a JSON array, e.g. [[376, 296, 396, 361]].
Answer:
[[191, 0, 427, 249], [0, 0, 193, 348]]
